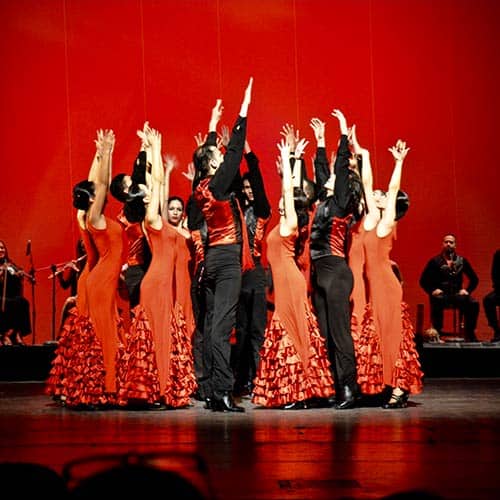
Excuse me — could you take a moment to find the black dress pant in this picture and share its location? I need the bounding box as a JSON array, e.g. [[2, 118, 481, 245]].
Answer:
[[202, 244, 242, 399], [312, 255, 357, 392], [430, 293, 479, 338]]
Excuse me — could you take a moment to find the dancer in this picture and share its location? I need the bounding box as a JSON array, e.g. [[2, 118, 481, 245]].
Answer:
[[252, 137, 334, 409], [356, 133, 423, 408], [308, 110, 364, 409], [191, 77, 253, 412], [110, 149, 151, 309], [118, 123, 196, 409]]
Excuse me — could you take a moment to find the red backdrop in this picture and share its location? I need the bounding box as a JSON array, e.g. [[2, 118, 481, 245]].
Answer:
[[1, 0, 498, 343]]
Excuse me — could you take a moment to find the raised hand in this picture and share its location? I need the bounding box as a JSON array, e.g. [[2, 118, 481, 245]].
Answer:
[[211, 99, 224, 124], [388, 139, 410, 161], [182, 162, 195, 182], [239, 77, 253, 117], [294, 137, 309, 159], [163, 153, 177, 175], [309, 118, 325, 143], [193, 132, 207, 147], [277, 138, 290, 158], [280, 123, 299, 150], [219, 124, 230, 148], [331, 109, 348, 136]]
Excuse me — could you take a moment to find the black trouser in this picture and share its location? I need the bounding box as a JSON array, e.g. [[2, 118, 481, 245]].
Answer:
[[191, 261, 208, 395], [312, 255, 356, 392], [232, 261, 267, 390], [0, 296, 31, 337], [483, 290, 500, 334], [124, 264, 146, 309], [430, 293, 480, 339], [203, 244, 242, 399]]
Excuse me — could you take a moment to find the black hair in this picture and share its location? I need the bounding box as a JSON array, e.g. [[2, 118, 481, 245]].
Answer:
[[72, 180, 95, 210], [167, 196, 185, 211], [123, 183, 147, 223], [293, 187, 311, 259], [110, 173, 128, 203], [192, 145, 216, 188], [395, 190, 410, 221], [347, 172, 365, 222]]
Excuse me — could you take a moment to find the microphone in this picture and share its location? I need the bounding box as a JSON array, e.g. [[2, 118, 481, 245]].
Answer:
[[26, 240, 32, 256]]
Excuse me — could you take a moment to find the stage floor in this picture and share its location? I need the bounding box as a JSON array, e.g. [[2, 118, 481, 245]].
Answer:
[[1, 378, 499, 499]]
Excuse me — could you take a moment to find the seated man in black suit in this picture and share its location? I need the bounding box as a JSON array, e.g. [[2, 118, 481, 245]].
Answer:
[[419, 233, 480, 342]]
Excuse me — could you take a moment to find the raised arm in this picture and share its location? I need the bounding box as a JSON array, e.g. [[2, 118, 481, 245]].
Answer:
[[161, 153, 176, 216], [139, 123, 163, 229], [378, 139, 409, 235], [277, 138, 297, 236], [88, 129, 115, 229]]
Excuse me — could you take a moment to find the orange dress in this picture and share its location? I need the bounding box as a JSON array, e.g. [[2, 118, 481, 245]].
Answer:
[[359, 226, 423, 394], [45, 227, 99, 402], [120, 221, 196, 407], [173, 229, 195, 339], [86, 217, 124, 397], [252, 225, 334, 407]]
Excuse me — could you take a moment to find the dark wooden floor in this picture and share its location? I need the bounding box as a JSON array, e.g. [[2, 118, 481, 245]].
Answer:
[[1, 378, 500, 499]]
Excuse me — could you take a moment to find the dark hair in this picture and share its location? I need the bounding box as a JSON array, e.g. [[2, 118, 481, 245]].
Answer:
[[395, 190, 410, 221], [123, 183, 147, 223], [293, 187, 311, 259], [168, 196, 185, 211], [72, 181, 95, 210], [347, 172, 365, 221], [192, 145, 216, 187], [110, 173, 128, 202]]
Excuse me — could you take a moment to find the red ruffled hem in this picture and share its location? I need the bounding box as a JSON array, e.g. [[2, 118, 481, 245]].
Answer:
[[252, 303, 334, 408], [357, 302, 424, 395], [391, 303, 424, 394], [46, 307, 126, 407], [118, 303, 197, 408], [164, 302, 197, 408], [355, 303, 385, 395]]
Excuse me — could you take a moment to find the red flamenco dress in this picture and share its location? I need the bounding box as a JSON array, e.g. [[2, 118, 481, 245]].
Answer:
[[119, 221, 196, 408], [45, 226, 99, 404], [357, 226, 423, 395], [252, 225, 334, 407], [66, 216, 126, 407]]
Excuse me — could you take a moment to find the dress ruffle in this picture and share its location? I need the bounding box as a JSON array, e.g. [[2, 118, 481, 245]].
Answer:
[[391, 302, 424, 394], [45, 307, 79, 398], [164, 302, 197, 408], [356, 303, 385, 395], [119, 303, 197, 408], [46, 307, 126, 408], [357, 302, 424, 395], [118, 305, 162, 405], [252, 302, 334, 408]]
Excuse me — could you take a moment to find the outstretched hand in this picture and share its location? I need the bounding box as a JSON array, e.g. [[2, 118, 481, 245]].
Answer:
[[163, 153, 177, 175], [239, 77, 253, 117], [388, 139, 410, 161], [294, 137, 309, 159], [309, 118, 325, 143], [331, 109, 348, 136], [280, 123, 299, 150], [193, 132, 207, 147], [182, 162, 195, 182]]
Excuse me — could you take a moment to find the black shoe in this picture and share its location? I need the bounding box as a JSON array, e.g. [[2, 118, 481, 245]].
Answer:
[[282, 401, 308, 410], [212, 392, 245, 413], [204, 397, 213, 410], [335, 385, 359, 410], [306, 397, 333, 408], [382, 389, 409, 409]]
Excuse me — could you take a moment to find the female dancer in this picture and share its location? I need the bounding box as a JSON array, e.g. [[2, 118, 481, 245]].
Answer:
[[356, 135, 423, 408], [47, 130, 123, 408], [118, 123, 196, 409], [252, 137, 334, 409]]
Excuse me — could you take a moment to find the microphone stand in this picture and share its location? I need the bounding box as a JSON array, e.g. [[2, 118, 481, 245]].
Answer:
[[50, 264, 57, 342], [28, 249, 36, 345]]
